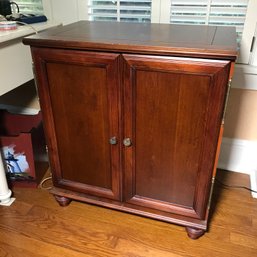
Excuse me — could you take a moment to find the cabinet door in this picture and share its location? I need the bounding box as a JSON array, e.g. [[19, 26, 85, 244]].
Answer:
[[122, 54, 230, 219], [32, 48, 121, 201]]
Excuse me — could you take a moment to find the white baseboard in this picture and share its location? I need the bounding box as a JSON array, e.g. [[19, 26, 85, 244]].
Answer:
[[218, 137, 257, 198], [250, 170, 257, 198]]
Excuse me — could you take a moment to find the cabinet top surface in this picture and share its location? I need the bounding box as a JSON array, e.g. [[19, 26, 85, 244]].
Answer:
[[23, 20, 237, 60]]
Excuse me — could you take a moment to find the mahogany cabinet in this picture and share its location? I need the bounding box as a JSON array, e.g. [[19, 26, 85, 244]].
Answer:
[[23, 21, 237, 239]]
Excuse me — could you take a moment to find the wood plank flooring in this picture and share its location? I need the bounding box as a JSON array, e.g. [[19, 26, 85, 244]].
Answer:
[[0, 170, 257, 257]]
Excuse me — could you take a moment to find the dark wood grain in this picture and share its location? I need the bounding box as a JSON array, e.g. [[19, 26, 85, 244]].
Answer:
[[23, 21, 237, 60]]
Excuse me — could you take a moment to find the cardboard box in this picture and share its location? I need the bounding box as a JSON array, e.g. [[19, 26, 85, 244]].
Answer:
[[0, 109, 47, 187]]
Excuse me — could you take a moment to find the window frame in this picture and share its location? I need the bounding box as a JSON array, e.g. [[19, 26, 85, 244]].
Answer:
[[237, 0, 257, 65]]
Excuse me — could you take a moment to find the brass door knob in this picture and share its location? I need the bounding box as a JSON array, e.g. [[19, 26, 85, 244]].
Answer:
[[109, 137, 117, 145], [123, 138, 132, 147]]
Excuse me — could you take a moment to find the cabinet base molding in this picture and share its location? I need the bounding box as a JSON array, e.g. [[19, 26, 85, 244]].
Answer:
[[50, 187, 207, 238]]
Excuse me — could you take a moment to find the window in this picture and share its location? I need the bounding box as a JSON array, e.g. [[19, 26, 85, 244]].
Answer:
[[88, 0, 249, 44], [169, 0, 249, 45], [14, 0, 44, 15], [88, 0, 152, 23]]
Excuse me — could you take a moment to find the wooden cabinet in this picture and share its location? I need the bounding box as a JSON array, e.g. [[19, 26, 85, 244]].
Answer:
[[24, 21, 237, 239]]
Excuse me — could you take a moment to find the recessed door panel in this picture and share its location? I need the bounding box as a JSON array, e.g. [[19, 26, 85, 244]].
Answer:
[[135, 71, 210, 206]]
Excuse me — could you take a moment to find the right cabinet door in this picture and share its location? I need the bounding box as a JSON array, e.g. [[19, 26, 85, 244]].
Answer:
[[122, 54, 231, 219]]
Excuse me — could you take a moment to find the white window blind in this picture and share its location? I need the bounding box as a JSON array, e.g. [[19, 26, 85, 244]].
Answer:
[[88, 0, 152, 23], [14, 0, 44, 15], [170, 0, 249, 43]]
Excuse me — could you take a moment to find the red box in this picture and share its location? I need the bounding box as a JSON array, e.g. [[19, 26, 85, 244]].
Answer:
[[0, 109, 47, 187]]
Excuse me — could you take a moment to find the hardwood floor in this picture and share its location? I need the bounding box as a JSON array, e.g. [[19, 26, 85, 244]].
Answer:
[[0, 170, 257, 257]]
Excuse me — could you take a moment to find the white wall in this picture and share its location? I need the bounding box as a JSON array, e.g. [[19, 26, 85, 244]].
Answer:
[[42, 0, 88, 25]]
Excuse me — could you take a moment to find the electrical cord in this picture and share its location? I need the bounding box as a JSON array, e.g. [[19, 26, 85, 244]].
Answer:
[[10, 1, 19, 13], [215, 178, 257, 193], [15, 21, 38, 33], [39, 174, 53, 190]]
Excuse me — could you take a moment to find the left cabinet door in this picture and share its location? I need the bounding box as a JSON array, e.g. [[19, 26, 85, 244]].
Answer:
[[32, 48, 121, 201]]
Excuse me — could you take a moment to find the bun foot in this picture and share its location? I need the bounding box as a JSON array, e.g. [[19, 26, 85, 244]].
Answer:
[[185, 227, 205, 239], [54, 195, 72, 207]]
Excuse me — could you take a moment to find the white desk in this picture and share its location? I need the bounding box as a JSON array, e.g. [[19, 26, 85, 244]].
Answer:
[[0, 21, 61, 205], [0, 21, 61, 96]]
